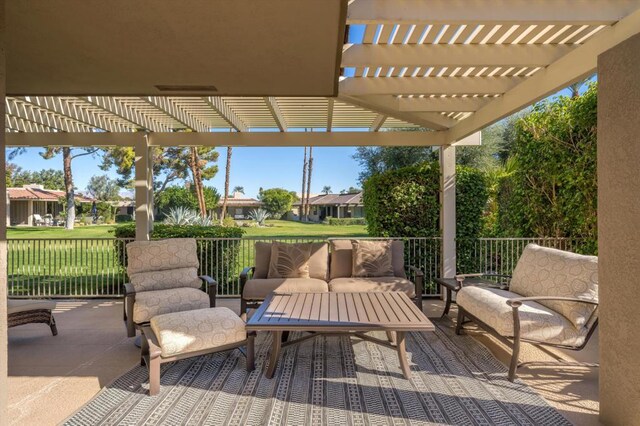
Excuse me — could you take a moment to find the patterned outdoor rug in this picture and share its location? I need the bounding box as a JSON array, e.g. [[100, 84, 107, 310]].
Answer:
[[65, 322, 569, 425]]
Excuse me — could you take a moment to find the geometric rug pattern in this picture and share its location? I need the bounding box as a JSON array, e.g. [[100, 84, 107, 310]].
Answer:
[[65, 323, 569, 425]]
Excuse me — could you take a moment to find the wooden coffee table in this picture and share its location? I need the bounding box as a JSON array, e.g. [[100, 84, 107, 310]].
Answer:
[[246, 292, 434, 379]]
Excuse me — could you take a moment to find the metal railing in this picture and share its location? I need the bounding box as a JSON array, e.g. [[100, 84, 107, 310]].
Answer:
[[7, 236, 585, 298]]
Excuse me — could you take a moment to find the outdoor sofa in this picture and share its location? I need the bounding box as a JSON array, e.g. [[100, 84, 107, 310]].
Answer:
[[455, 243, 599, 381], [240, 239, 424, 318]]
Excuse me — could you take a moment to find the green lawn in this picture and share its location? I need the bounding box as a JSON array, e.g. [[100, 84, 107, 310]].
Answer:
[[8, 225, 117, 239]]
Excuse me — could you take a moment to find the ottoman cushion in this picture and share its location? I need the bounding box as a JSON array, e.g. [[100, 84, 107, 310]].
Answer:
[[8, 299, 56, 315], [150, 307, 246, 358]]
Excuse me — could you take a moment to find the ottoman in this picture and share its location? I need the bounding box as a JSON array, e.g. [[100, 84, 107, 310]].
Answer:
[[8, 299, 57, 335], [141, 307, 254, 395]]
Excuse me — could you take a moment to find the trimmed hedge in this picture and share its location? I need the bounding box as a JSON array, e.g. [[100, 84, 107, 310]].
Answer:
[[114, 224, 244, 292], [325, 217, 367, 226], [115, 214, 133, 223]]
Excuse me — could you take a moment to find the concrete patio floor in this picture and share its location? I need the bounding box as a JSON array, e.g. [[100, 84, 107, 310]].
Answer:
[[8, 298, 599, 425]]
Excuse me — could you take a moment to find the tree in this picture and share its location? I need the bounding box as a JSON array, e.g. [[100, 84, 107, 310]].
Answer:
[[353, 146, 436, 184], [258, 188, 297, 219], [321, 185, 332, 195], [8, 168, 65, 190], [220, 147, 233, 223], [86, 175, 120, 201], [300, 147, 308, 221], [10, 147, 99, 229], [340, 186, 361, 195], [305, 147, 314, 220], [232, 186, 244, 194], [155, 185, 220, 216]]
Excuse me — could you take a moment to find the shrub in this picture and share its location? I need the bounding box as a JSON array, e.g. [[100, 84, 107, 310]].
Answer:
[[115, 214, 133, 223], [258, 188, 297, 218], [325, 217, 367, 226], [155, 185, 221, 214], [114, 224, 244, 293]]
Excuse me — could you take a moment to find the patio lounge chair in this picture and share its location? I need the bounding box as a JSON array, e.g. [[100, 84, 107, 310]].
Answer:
[[8, 299, 58, 335], [455, 244, 599, 381], [32, 214, 45, 226], [123, 238, 217, 337]]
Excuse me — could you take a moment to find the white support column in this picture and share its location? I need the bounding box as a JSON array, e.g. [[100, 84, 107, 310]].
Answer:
[[134, 137, 150, 241], [0, 3, 8, 419], [146, 136, 154, 232], [27, 200, 33, 226], [440, 145, 456, 280]]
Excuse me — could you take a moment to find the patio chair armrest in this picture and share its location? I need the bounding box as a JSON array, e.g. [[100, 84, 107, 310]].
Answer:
[[123, 283, 136, 338], [507, 296, 599, 309], [455, 273, 512, 289], [199, 275, 217, 308], [124, 282, 136, 296], [240, 267, 255, 293], [407, 265, 424, 297]]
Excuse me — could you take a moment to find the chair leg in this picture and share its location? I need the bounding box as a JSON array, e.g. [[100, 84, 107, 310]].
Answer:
[[49, 314, 58, 336], [246, 333, 255, 371], [455, 308, 465, 335], [509, 335, 521, 382], [240, 299, 248, 321]]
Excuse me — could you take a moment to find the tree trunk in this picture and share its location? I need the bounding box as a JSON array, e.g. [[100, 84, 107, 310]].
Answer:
[[305, 146, 314, 221], [62, 147, 75, 230], [220, 146, 232, 223], [301, 146, 308, 221], [189, 147, 207, 217]]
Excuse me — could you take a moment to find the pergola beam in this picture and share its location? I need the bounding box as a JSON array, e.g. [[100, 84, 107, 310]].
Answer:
[[6, 130, 452, 147], [143, 96, 209, 132], [447, 6, 640, 143], [5, 97, 94, 132], [263, 97, 287, 132], [204, 97, 247, 132], [340, 76, 525, 96], [342, 44, 575, 68], [398, 96, 492, 112], [369, 114, 387, 131], [347, 0, 634, 24], [326, 98, 334, 131], [81, 96, 170, 132]]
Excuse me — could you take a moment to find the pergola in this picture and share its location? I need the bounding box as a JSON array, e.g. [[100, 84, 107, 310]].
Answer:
[[1, 1, 640, 423]]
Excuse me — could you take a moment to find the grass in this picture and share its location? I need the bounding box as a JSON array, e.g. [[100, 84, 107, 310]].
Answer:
[[8, 225, 117, 239]]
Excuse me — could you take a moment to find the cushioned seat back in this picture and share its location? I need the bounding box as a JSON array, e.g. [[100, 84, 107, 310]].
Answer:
[[329, 239, 406, 279], [510, 244, 598, 328], [126, 238, 201, 292], [253, 242, 329, 281]]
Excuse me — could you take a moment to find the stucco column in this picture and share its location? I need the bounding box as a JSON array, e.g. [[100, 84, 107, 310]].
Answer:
[[439, 145, 456, 281], [146, 136, 154, 232], [598, 33, 640, 425], [0, 1, 8, 420], [27, 200, 33, 226], [134, 137, 150, 241]]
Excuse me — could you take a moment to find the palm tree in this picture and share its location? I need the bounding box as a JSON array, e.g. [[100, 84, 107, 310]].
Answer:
[[305, 146, 314, 220], [220, 147, 232, 222], [300, 147, 308, 221], [232, 186, 244, 194], [321, 185, 331, 195]]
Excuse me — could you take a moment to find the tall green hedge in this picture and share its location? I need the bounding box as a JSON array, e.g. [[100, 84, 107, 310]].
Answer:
[[496, 84, 598, 254], [114, 224, 244, 292]]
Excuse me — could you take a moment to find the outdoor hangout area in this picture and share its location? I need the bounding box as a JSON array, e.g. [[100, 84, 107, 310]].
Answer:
[[3, 1, 640, 425]]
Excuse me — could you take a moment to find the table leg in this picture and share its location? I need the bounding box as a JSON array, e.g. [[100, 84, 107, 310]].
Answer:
[[246, 332, 255, 371], [396, 331, 411, 379], [442, 286, 453, 318], [265, 331, 282, 379], [386, 331, 396, 345]]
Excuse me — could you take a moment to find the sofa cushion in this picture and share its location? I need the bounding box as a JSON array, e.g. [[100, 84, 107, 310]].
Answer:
[[129, 267, 202, 292], [328, 277, 416, 298], [330, 239, 406, 279], [7, 299, 56, 315], [254, 242, 329, 281], [457, 286, 589, 347], [133, 287, 210, 324], [126, 238, 199, 275], [510, 244, 598, 328], [242, 278, 329, 300], [352, 240, 394, 277], [150, 307, 246, 358], [268, 242, 312, 278]]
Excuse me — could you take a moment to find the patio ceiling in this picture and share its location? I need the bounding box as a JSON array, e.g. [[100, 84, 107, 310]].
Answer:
[[3, 0, 640, 145]]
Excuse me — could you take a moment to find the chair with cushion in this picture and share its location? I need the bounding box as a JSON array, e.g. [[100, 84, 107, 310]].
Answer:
[[328, 239, 424, 310], [8, 299, 58, 335], [124, 238, 217, 337], [240, 241, 330, 318], [455, 243, 599, 381]]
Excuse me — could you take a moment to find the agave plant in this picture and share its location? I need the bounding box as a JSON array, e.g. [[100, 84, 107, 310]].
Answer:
[[248, 208, 270, 226], [192, 212, 218, 226], [163, 207, 199, 225]]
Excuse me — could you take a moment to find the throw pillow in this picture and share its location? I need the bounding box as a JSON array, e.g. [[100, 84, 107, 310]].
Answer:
[[268, 242, 312, 279], [352, 240, 394, 277]]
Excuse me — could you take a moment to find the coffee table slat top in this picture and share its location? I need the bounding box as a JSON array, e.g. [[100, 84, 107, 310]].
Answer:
[[246, 292, 434, 332]]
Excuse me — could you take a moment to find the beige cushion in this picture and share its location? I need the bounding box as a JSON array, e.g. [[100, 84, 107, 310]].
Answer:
[[127, 238, 199, 275], [150, 307, 246, 358], [254, 242, 329, 281], [133, 287, 210, 323], [130, 267, 202, 292], [328, 277, 416, 298], [7, 299, 56, 315], [510, 244, 598, 328], [268, 242, 311, 279], [457, 286, 590, 347], [242, 278, 329, 300], [352, 240, 394, 277], [330, 239, 406, 279]]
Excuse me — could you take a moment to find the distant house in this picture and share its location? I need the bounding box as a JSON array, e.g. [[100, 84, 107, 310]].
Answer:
[[7, 185, 94, 226], [217, 192, 262, 219], [292, 192, 364, 222]]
